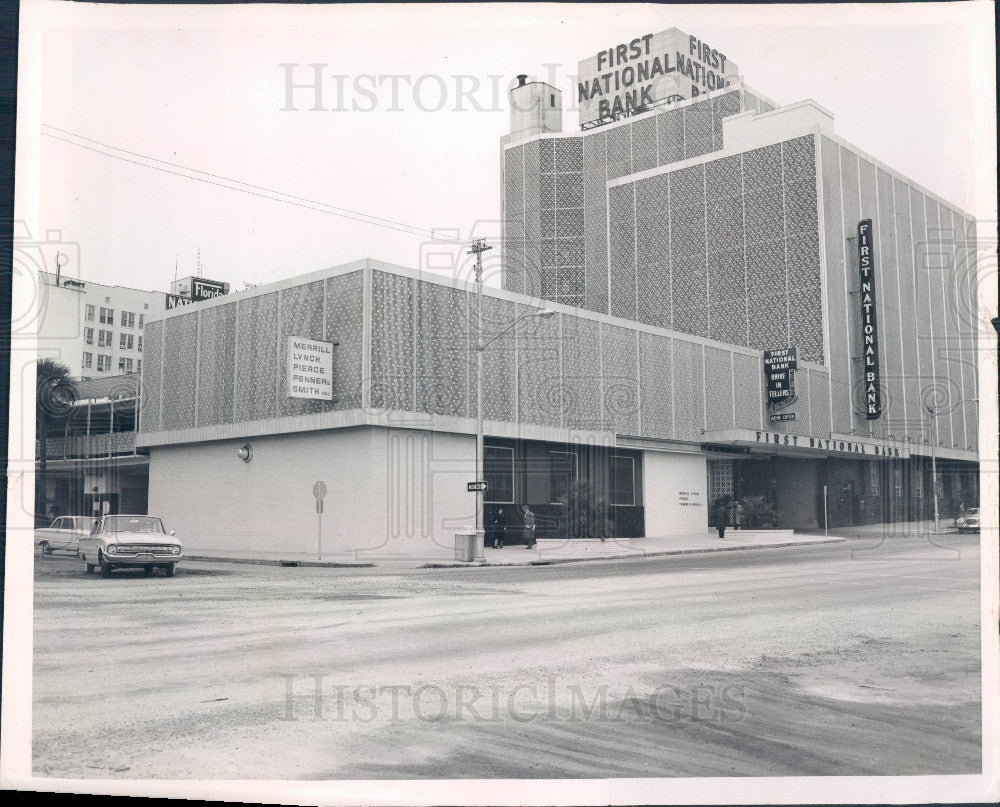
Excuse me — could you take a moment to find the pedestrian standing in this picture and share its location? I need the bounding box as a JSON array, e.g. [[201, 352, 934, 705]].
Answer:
[[489, 507, 506, 549], [954, 500, 966, 528], [522, 505, 536, 548], [734, 500, 744, 531], [711, 500, 729, 540]]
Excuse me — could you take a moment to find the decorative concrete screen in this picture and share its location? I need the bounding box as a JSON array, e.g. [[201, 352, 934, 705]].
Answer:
[[503, 87, 766, 314], [139, 269, 364, 436], [818, 136, 978, 451], [608, 134, 824, 363], [139, 260, 834, 447]]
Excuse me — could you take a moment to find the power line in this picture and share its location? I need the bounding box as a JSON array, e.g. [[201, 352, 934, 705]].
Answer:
[[41, 124, 471, 245]]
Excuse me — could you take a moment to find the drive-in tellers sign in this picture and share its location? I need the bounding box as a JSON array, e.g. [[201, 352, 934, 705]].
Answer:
[[287, 336, 334, 400], [764, 347, 797, 409], [857, 219, 881, 419]]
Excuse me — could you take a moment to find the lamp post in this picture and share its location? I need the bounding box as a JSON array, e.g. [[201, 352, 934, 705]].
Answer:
[[468, 239, 555, 539], [924, 397, 978, 533]]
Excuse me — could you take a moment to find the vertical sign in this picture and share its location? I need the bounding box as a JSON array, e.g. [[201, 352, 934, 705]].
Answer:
[[287, 337, 334, 400], [764, 347, 797, 412], [857, 219, 881, 419]]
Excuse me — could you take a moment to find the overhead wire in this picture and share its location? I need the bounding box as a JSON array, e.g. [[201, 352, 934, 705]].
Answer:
[[40, 123, 472, 246]]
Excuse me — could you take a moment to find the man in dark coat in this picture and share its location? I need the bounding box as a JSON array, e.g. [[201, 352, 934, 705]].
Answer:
[[522, 505, 536, 548], [711, 501, 730, 540], [489, 507, 507, 549]]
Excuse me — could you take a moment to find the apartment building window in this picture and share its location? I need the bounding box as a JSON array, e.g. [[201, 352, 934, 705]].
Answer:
[[119, 333, 134, 350], [118, 357, 134, 373], [82, 352, 93, 369], [136, 359, 142, 374], [138, 313, 144, 329], [84, 327, 94, 345], [97, 355, 112, 372], [98, 329, 112, 347], [99, 307, 114, 324], [85, 304, 95, 322], [121, 310, 135, 328], [137, 335, 143, 352]]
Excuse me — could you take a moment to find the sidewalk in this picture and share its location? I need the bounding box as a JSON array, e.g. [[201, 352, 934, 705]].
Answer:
[[185, 529, 844, 569]]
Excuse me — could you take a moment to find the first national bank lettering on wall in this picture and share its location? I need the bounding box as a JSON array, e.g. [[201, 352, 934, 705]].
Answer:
[[287, 337, 334, 401], [857, 220, 881, 420]]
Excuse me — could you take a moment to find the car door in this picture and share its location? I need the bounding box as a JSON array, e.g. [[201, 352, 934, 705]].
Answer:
[[53, 517, 77, 550], [38, 517, 65, 549], [64, 518, 85, 552], [79, 518, 101, 562]]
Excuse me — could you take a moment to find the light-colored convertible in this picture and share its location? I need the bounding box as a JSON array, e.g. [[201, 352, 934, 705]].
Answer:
[[35, 516, 98, 555], [80, 515, 183, 577]]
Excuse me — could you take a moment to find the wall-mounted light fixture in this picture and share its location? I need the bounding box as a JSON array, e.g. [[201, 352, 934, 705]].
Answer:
[[236, 444, 253, 463]]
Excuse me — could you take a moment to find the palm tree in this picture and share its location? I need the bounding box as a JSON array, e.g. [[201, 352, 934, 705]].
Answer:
[[36, 359, 78, 520]]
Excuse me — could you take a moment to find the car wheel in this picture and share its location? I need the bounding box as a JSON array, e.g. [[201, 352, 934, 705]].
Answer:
[[164, 563, 176, 578], [99, 553, 113, 577], [40, 542, 52, 555]]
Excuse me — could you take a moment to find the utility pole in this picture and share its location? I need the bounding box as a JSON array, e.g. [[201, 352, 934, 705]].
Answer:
[[468, 237, 492, 538]]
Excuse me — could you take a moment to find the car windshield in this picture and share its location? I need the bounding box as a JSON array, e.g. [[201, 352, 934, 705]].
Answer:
[[102, 516, 165, 534]]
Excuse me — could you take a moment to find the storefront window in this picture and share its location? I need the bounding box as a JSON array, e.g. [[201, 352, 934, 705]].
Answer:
[[549, 450, 578, 505], [610, 455, 636, 506], [484, 446, 514, 503], [869, 462, 880, 496]]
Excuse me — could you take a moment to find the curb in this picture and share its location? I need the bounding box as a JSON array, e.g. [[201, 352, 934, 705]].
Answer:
[[419, 536, 847, 569], [185, 555, 374, 568]]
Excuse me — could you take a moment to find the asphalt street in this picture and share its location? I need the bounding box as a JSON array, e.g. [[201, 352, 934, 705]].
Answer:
[[31, 529, 983, 779]]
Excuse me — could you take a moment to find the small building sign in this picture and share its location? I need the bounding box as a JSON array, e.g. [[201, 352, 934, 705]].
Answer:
[[764, 347, 797, 408], [287, 336, 334, 400], [467, 481, 487, 492], [769, 412, 797, 423]]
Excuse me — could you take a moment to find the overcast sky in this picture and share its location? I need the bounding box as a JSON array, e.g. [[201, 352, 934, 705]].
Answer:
[[23, 1, 997, 293]]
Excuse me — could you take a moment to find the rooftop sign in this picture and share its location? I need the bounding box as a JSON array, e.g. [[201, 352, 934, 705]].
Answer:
[[577, 28, 739, 128]]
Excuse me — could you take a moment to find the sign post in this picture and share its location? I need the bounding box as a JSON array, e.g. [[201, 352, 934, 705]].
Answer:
[[312, 481, 328, 559], [823, 485, 828, 538]]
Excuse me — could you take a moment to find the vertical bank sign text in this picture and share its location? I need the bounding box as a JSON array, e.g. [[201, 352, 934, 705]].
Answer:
[[857, 219, 881, 419]]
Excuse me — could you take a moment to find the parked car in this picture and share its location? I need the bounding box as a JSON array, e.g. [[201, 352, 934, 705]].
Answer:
[[956, 508, 980, 534], [80, 515, 183, 577], [35, 516, 98, 555]]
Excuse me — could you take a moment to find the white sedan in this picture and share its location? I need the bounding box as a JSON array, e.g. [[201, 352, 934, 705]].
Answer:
[[35, 516, 98, 556], [80, 515, 183, 577]]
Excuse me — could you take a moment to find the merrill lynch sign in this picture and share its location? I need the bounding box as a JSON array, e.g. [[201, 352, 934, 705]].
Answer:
[[287, 337, 334, 400]]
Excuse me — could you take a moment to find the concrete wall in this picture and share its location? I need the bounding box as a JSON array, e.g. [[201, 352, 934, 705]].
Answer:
[[147, 426, 475, 558], [642, 450, 708, 536]]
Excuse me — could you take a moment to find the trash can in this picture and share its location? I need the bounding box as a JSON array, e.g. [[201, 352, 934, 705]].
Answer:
[[454, 529, 485, 562]]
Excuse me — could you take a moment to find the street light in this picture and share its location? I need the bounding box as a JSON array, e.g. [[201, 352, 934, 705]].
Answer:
[[924, 397, 977, 533], [468, 238, 555, 544]]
